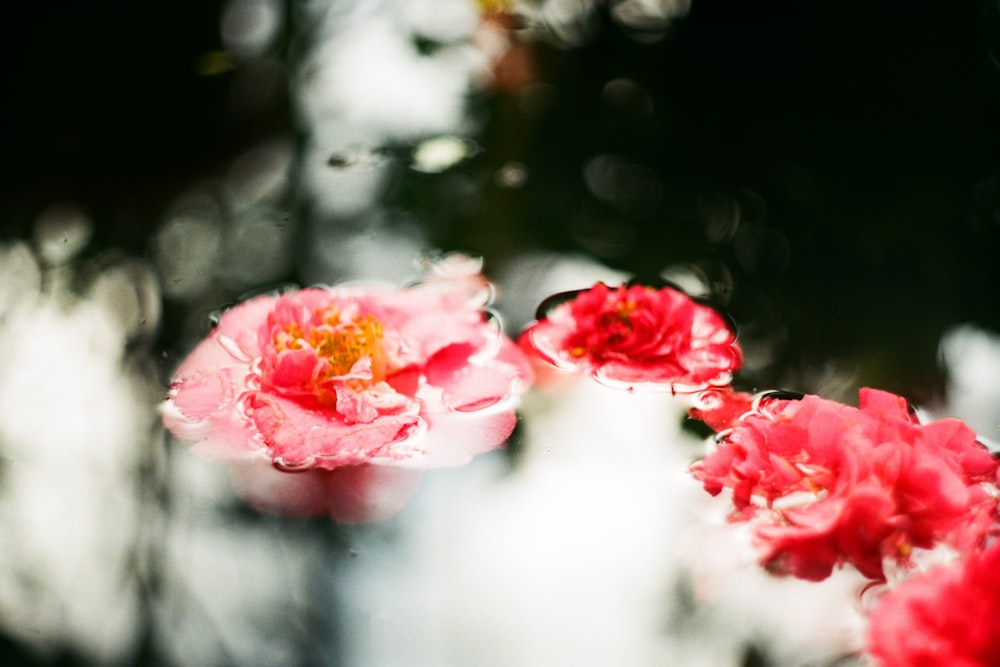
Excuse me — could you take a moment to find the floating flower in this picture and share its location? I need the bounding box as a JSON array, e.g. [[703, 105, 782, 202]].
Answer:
[[690, 388, 999, 581], [867, 539, 1000, 667], [519, 282, 742, 391], [162, 260, 532, 523]]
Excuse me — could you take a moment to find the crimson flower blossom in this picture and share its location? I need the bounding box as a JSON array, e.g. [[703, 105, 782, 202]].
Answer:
[[161, 259, 532, 523], [519, 282, 742, 391], [690, 388, 999, 581], [868, 539, 1000, 667]]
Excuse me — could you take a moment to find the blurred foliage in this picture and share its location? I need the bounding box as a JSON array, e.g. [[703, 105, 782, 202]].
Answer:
[[3, 0, 1000, 398]]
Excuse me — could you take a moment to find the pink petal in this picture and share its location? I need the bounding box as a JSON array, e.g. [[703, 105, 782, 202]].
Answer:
[[226, 457, 426, 523], [247, 392, 425, 469], [320, 464, 426, 524], [426, 353, 510, 413], [227, 460, 333, 516], [413, 408, 518, 468], [163, 368, 264, 460]]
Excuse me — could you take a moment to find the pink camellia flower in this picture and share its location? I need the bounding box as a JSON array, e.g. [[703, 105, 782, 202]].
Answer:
[[162, 260, 532, 523], [519, 282, 742, 391], [868, 539, 1000, 667], [690, 388, 999, 581]]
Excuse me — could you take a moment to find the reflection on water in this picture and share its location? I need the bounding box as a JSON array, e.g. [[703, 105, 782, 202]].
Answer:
[[2, 0, 1000, 665]]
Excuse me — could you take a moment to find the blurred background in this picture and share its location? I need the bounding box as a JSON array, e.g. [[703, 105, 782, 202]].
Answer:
[[1, 0, 999, 665]]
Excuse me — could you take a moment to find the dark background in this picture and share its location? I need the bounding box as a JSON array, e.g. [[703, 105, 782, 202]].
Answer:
[[4, 1, 999, 403], [1, 2, 999, 663]]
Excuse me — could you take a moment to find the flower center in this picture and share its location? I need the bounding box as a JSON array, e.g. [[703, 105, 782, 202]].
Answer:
[[275, 308, 387, 383]]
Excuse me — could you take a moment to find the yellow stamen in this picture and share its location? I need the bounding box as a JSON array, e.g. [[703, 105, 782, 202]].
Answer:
[[273, 308, 386, 384]]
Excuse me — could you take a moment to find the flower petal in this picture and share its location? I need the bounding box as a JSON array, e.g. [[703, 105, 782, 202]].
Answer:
[[248, 392, 425, 469]]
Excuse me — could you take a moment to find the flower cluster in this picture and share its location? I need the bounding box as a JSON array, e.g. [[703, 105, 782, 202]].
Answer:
[[163, 269, 1000, 666], [162, 258, 531, 523], [688, 383, 1000, 666], [691, 388, 999, 581]]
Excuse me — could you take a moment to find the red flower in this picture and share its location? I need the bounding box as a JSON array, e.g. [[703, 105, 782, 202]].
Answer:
[[868, 540, 1000, 667], [519, 282, 742, 391], [162, 259, 532, 523], [687, 386, 756, 432], [690, 388, 999, 581]]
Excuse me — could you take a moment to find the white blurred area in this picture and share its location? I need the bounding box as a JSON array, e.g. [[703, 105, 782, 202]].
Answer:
[[153, 137, 296, 304], [290, 0, 493, 285], [0, 209, 328, 667], [935, 324, 1000, 447], [149, 453, 330, 667], [0, 209, 159, 665], [333, 256, 866, 667]]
